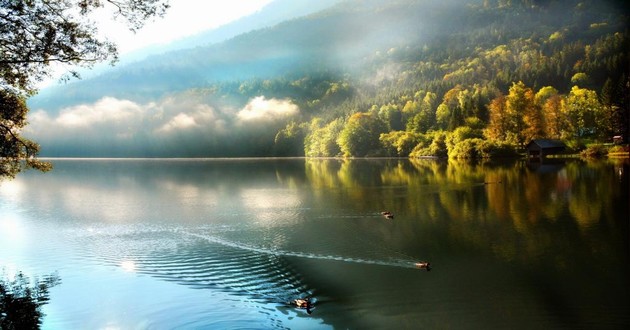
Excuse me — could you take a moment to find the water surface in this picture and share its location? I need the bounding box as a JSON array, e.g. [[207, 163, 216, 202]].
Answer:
[[1, 158, 628, 329]]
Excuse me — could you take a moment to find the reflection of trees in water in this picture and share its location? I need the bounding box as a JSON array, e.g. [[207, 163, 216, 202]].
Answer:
[[302, 158, 629, 269], [0, 271, 60, 329]]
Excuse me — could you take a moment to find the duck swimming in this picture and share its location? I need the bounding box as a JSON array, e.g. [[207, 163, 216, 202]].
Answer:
[[415, 261, 431, 271], [381, 211, 394, 219], [291, 297, 313, 314]]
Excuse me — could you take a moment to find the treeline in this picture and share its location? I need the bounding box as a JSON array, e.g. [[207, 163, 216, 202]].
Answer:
[[268, 0, 629, 159]]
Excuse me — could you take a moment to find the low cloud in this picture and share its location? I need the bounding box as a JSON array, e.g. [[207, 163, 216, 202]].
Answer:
[[237, 96, 299, 123], [25, 95, 299, 156], [53, 97, 150, 128], [155, 103, 229, 136]]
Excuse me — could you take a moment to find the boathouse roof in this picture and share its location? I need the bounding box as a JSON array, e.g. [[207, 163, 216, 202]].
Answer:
[[526, 139, 566, 150]]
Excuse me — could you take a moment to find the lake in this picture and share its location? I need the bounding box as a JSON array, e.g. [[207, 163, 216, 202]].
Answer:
[[1, 158, 628, 329]]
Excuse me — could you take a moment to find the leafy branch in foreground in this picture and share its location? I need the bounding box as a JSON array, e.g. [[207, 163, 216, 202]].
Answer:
[[0, 0, 169, 179]]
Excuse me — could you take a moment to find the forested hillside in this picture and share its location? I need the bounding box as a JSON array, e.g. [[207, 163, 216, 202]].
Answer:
[[27, 0, 629, 158]]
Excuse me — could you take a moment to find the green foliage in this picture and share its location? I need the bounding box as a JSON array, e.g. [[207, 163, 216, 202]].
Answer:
[[410, 131, 448, 158], [446, 126, 484, 153], [570, 72, 590, 86], [1, 89, 52, 178], [579, 144, 608, 158], [304, 118, 344, 157], [379, 131, 425, 157], [563, 85, 607, 139], [274, 121, 308, 156], [338, 112, 388, 157], [449, 138, 488, 159], [449, 138, 519, 159]]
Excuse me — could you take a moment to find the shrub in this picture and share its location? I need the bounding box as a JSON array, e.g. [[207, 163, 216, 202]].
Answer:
[[449, 139, 519, 160], [449, 138, 486, 159], [410, 131, 448, 158], [580, 144, 608, 158]]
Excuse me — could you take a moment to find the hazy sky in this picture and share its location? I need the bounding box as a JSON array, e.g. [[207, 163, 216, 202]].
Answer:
[[99, 0, 274, 55], [38, 0, 274, 88]]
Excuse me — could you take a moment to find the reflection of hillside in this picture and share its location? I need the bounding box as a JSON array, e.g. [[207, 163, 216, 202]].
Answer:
[[302, 158, 629, 270]]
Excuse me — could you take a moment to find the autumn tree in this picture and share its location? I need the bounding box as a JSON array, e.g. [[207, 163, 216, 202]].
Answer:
[[484, 94, 512, 143], [505, 81, 536, 146], [1, 0, 169, 178], [543, 94, 566, 139], [522, 101, 545, 142]]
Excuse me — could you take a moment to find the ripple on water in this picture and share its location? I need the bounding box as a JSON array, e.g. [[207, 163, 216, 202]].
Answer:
[[70, 224, 314, 305]]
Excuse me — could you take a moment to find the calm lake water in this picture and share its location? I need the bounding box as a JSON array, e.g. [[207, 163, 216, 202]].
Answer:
[[1, 158, 628, 329]]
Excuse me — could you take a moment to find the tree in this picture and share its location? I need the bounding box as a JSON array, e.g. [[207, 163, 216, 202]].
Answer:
[[534, 86, 565, 139], [304, 118, 343, 157], [338, 112, 387, 157], [505, 81, 536, 146], [484, 94, 511, 143], [1, 0, 169, 179], [1, 89, 51, 177], [563, 85, 606, 139], [378, 103, 403, 131], [542, 94, 565, 139], [379, 131, 424, 157], [522, 100, 545, 142], [273, 121, 307, 156], [438, 86, 466, 130]]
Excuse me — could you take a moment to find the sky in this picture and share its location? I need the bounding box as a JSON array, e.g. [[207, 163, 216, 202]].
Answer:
[[98, 0, 274, 55], [38, 0, 274, 88]]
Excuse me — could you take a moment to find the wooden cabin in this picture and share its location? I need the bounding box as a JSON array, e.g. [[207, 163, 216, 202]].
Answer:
[[526, 139, 566, 159]]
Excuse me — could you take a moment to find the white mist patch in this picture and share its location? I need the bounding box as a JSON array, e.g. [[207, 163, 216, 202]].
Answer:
[[54, 97, 148, 128], [26, 97, 226, 141], [157, 113, 198, 132], [155, 104, 225, 135], [237, 96, 299, 123]]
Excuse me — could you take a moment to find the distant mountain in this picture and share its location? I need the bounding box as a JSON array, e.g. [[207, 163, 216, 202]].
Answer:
[[31, 0, 475, 111], [123, 0, 342, 62], [29, 0, 342, 111]]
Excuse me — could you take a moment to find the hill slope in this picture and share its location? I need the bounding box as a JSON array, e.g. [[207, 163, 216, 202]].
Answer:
[[25, 0, 629, 157]]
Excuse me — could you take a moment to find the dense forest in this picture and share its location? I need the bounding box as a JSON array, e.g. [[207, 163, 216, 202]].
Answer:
[[28, 0, 629, 158]]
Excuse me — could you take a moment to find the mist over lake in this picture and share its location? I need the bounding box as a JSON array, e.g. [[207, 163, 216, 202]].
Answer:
[[1, 158, 628, 329]]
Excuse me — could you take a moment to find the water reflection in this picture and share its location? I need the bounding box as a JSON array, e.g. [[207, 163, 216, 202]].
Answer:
[[304, 158, 629, 263], [300, 158, 629, 328], [1, 158, 628, 329]]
